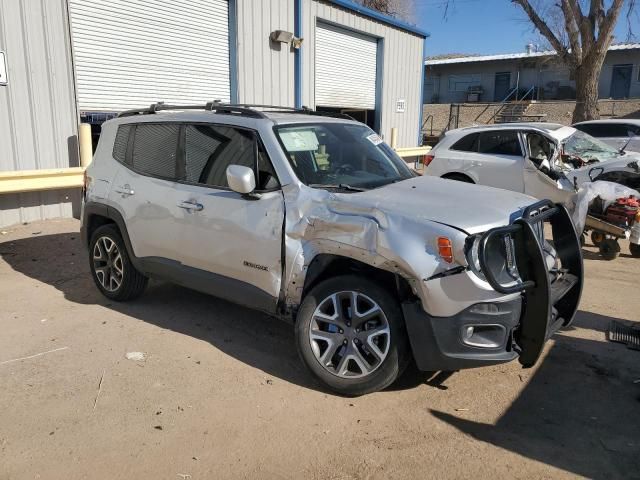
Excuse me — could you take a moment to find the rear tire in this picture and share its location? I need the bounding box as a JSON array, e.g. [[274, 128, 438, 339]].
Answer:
[[89, 224, 148, 301], [599, 238, 620, 261], [442, 173, 474, 183], [295, 275, 410, 396], [630, 243, 640, 258]]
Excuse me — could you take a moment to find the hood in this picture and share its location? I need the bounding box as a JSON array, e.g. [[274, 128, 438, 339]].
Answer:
[[330, 176, 537, 235]]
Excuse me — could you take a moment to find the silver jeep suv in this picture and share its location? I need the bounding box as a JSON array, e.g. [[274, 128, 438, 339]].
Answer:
[[81, 103, 583, 395]]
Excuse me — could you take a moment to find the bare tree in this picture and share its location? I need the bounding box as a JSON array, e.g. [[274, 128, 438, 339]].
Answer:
[[512, 0, 636, 122], [357, 0, 415, 21]]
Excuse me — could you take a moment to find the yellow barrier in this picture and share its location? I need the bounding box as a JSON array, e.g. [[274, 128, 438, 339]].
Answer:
[[0, 145, 431, 195], [394, 146, 431, 158], [0, 167, 85, 195]]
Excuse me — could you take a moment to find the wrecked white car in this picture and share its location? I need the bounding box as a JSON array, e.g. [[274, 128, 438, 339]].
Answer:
[[425, 123, 640, 204], [81, 104, 583, 395]]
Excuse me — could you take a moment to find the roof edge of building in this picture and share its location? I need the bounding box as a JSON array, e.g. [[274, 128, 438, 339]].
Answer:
[[327, 0, 430, 38], [424, 42, 640, 66]]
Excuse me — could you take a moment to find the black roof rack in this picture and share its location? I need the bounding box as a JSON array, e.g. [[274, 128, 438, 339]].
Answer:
[[231, 104, 355, 120], [118, 101, 267, 118], [117, 101, 355, 121]]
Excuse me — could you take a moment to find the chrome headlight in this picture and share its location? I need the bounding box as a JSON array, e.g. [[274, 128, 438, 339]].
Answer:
[[466, 233, 521, 287]]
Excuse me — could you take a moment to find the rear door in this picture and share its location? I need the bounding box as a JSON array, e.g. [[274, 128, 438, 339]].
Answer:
[[108, 123, 183, 261], [172, 123, 284, 311], [471, 130, 525, 191]]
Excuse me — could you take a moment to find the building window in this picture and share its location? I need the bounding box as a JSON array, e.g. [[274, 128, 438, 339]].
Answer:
[[448, 74, 482, 92]]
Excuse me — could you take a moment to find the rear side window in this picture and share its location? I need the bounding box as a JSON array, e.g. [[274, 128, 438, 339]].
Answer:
[[478, 131, 522, 156], [184, 125, 255, 188], [131, 124, 180, 179], [112, 124, 131, 163], [451, 133, 479, 152]]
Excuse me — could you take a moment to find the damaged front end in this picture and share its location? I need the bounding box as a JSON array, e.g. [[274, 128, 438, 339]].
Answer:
[[403, 200, 583, 372], [476, 199, 583, 367]]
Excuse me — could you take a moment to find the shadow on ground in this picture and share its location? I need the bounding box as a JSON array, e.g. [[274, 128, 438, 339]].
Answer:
[[3, 231, 640, 478]]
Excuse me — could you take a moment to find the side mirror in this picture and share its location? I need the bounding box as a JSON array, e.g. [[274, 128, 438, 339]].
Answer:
[[226, 165, 256, 194], [588, 166, 604, 182]]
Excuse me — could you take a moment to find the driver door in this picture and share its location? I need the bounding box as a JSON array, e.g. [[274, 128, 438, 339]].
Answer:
[[172, 123, 284, 313], [523, 133, 574, 203]]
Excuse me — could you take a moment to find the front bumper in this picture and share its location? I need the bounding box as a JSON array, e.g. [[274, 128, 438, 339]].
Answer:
[[405, 200, 583, 372], [403, 299, 521, 371]]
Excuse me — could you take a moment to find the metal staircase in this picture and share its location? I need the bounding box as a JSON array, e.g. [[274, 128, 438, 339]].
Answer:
[[495, 101, 533, 123]]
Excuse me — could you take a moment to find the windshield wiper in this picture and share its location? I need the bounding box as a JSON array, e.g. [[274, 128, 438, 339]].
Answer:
[[307, 183, 368, 192]]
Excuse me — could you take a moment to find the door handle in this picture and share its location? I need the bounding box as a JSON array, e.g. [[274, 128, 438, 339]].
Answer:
[[114, 184, 135, 196], [177, 200, 204, 212]]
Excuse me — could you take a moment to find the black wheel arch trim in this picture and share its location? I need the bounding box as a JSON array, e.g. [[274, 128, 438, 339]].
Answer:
[[82, 201, 141, 271]]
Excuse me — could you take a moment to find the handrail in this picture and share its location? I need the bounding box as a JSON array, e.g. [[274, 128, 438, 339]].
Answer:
[[473, 86, 519, 123], [524, 85, 536, 101], [422, 114, 434, 137], [486, 85, 537, 124]]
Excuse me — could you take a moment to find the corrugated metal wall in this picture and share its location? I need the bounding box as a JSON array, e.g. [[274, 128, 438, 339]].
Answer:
[[0, 0, 79, 228], [302, 0, 423, 147], [236, 0, 295, 107]]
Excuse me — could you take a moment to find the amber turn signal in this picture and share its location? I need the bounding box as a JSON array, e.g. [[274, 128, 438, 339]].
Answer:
[[437, 237, 454, 263]]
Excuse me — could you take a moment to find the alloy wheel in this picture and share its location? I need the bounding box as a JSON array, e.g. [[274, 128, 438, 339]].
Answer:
[[309, 291, 390, 378], [92, 236, 124, 292]]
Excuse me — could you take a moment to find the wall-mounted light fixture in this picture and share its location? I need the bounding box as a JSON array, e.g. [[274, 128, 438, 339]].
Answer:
[[270, 30, 303, 49]]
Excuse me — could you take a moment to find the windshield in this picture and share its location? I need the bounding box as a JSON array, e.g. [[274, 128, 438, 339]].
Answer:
[[275, 123, 414, 190], [563, 130, 620, 161]]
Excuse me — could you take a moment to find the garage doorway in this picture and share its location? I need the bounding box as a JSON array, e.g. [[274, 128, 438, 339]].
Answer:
[[315, 22, 379, 130]]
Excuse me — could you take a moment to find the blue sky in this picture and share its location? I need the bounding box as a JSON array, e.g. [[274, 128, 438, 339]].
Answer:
[[412, 0, 639, 56]]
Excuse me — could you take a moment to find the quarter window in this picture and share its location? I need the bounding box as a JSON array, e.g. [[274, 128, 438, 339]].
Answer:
[[112, 124, 132, 164], [131, 124, 180, 179], [451, 133, 479, 152], [478, 131, 522, 156]]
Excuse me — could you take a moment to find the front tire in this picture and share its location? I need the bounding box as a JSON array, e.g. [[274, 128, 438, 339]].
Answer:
[[630, 243, 640, 258], [295, 275, 410, 396], [89, 224, 148, 301]]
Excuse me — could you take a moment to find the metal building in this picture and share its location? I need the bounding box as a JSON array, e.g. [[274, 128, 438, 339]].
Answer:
[[0, 0, 427, 228]]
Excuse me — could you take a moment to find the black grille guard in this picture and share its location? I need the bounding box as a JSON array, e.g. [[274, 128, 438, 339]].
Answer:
[[478, 199, 584, 367]]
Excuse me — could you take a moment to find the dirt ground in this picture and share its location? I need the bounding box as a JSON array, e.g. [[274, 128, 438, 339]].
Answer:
[[0, 218, 639, 480]]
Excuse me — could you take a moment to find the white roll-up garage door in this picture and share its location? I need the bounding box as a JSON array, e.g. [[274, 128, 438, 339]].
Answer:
[[315, 23, 378, 110], [68, 0, 231, 112]]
